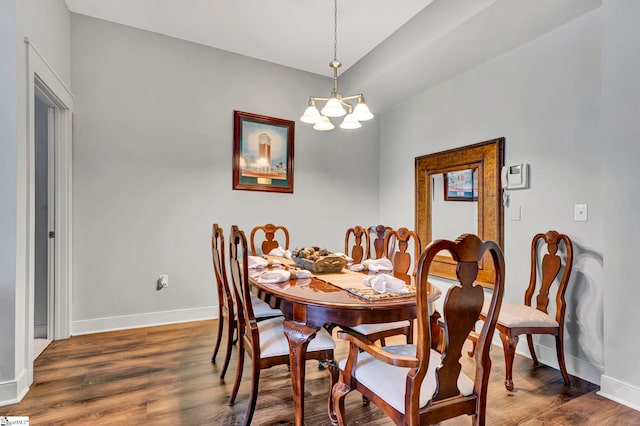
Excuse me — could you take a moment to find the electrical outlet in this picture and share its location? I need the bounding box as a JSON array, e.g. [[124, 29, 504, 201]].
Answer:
[[157, 275, 168, 290]]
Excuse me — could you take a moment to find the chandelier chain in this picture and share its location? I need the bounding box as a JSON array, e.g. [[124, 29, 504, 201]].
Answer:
[[333, 0, 338, 62]]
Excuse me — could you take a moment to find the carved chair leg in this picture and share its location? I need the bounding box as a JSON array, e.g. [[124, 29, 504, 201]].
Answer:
[[211, 312, 224, 363], [361, 395, 370, 406], [555, 335, 570, 385], [526, 334, 539, 365], [220, 318, 235, 379], [332, 381, 351, 426], [228, 345, 245, 405], [499, 332, 519, 391], [321, 360, 340, 424], [243, 362, 261, 426]]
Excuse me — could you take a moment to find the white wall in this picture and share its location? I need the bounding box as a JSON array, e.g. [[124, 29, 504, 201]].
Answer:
[[69, 15, 380, 333], [379, 9, 604, 385], [0, 0, 18, 385], [600, 0, 640, 410]]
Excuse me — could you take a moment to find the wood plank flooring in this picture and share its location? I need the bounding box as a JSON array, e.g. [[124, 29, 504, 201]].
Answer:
[[1, 319, 639, 425]]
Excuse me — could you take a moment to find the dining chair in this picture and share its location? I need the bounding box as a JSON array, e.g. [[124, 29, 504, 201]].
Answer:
[[346, 227, 421, 348], [368, 225, 394, 259], [249, 223, 290, 256], [210, 224, 282, 380], [344, 225, 370, 264], [228, 225, 337, 425], [333, 234, 505, 426], [476, 230, 573, 391]]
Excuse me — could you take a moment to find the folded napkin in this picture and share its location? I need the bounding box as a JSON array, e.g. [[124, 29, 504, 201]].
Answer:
[[360, 257, 393, 273], [248, 256, 281, 269], [363, 274, 409, 294], [256, 269, 311, 284], [333, 252, 354, 263], [268, 246, 292, 259]]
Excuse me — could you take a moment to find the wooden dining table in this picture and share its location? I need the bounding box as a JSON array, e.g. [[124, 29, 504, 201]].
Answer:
[[249, 258, 442, 426]]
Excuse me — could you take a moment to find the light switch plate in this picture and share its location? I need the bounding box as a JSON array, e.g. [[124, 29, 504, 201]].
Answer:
[[574, 204, 588, 221]]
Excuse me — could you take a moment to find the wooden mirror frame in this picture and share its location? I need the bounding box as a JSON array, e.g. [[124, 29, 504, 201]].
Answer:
[[415, 138, 504, 287]]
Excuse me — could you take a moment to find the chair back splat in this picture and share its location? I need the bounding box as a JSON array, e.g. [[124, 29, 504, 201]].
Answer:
[[345, 225, 370, 264], [250, 223, 290, 255], [384, 227, 421, 283], [333, 233, 505, 426], [368, 225, 393, 259]]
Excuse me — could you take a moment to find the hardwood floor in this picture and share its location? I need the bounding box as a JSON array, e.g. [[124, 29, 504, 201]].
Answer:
[[1, 320, 638, 425]]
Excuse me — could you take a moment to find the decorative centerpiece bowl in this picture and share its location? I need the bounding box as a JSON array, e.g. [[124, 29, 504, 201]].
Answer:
[[291, 246, 347, 274]]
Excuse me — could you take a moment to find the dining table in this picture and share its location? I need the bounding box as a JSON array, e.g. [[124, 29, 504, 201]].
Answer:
[[249, 257, 442, 426]]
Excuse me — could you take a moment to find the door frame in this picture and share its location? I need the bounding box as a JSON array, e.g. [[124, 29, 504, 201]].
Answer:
[[24, 38, 73, 367]]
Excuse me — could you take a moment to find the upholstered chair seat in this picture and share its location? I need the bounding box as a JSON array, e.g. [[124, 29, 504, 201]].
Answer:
[[337, 344, 474, 413], [349, 321, 412, 336], [482, 301, 559, 329]]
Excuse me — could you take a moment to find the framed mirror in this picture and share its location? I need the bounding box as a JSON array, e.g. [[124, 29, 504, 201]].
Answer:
[[415, 138, 504, 287]]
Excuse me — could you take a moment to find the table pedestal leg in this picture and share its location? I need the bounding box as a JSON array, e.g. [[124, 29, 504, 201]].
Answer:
[[283, 319, 318, 426]]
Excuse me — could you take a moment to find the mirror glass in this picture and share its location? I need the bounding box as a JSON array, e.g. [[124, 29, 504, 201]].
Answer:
[[415, 138, 503, 286], [431, 170, 478, 242]]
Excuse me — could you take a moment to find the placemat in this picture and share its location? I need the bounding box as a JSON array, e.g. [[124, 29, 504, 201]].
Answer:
[[313, 269, 369, 290], [345, 286, 417, 301]]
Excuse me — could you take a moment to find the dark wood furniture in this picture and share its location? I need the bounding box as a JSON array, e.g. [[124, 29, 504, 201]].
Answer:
[[210, 224, 282, 379], [478, 230, 573, 391], [415, 138, 504, 287], [210, 224, 236, 379], [346, 227, 422, 346], [249, 223, 290, 255], [344, 225, 370, 264], [250, 262, 441, 426], [368, 225, 393, 259], [228, 226, 336, 425], [333, 234, 505, 426], [385, 227, 422, 283]]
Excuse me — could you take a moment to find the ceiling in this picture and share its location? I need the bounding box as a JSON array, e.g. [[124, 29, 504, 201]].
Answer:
[[64, 0, 434, 78]]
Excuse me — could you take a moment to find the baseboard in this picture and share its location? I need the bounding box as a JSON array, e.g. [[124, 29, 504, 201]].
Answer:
[[0, 368, 30, 407], [489, 333, 603, 386], [71, 306, 218, 336], [598, 375, 640, 411]]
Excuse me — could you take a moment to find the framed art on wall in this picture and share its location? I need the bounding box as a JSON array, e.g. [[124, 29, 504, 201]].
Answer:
[[232, 110, 294, 193]]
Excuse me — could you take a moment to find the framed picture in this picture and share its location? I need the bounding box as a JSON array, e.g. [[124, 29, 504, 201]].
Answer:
[[233, 110, 294, 193], [444, 169, 478, 201]]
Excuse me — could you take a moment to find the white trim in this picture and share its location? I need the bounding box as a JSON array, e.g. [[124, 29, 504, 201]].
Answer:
[[25, 38, 73, 342], [598, 375, 640, 412], [0, 370, 29, 407], [71, 306, 218, 336], [13, 38, 74, 405]]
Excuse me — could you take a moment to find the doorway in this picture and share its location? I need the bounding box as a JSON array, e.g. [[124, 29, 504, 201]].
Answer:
[[33, 93, 53, 359]]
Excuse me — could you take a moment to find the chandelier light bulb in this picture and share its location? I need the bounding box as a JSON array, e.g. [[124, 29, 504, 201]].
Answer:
[[353, 97, 374, 121], [321, 97, 346, 117], [300, 104, 322, 124], [313, 116, 335, 131], [340, 113, 362, 129]]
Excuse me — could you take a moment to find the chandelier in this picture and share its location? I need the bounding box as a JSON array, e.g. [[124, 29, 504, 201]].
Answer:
[[299, 0, 373, 131]]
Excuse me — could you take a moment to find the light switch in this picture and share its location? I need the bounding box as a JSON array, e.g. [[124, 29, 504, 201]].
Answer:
[[574, 204, 588, 221]]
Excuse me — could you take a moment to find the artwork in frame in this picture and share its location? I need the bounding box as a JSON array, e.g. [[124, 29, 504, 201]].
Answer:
[[233, 110, 294, 193], [444, 168, 478, 201]]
